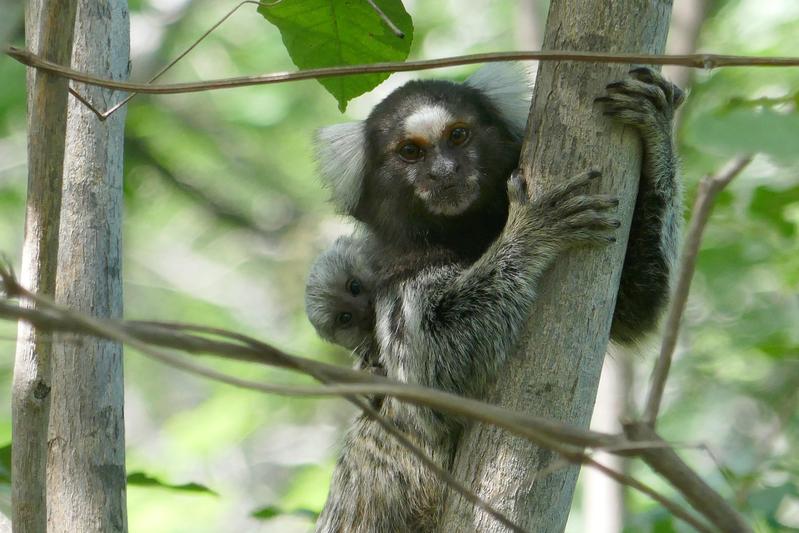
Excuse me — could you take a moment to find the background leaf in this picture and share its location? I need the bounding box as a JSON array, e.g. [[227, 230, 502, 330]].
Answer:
[[127, 472, 217, 495]]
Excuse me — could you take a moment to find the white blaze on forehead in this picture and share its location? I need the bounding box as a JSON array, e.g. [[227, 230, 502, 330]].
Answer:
[[403, 105, 453, 140]]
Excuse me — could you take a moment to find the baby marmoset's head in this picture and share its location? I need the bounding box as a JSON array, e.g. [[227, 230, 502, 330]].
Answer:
[[305, 231, 378, 352]]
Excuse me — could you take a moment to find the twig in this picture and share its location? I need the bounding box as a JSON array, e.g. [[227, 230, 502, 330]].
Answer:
[[527, 449, 712, 533], [624, 422, 752, 533], [580, 454, 714, 533], [0, 294, 619, 450], [643, 156, 753, 424], [0, 278, 708, 531], [68, 0, 279, 120], [366, 0, 405, 38], [6, 46, 799, 96], [0, 266, 645, 452], [2, 268, 525, 533], [136, 325, 525, 533]]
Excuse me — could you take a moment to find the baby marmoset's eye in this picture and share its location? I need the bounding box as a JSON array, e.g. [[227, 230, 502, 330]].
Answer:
[[337, 312, 353, 326], [346, 278, 362, 296]]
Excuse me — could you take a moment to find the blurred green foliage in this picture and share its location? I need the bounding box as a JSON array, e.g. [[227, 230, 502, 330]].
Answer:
[[0, 0, 797, 531]]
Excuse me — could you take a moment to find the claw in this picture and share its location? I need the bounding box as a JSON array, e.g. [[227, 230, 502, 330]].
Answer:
[[588, 170, 602, 180], [629, 66, 655, 78], [507, 169, 528, 201], [606, 81, 626, 90], [594, 96, 612, 103]]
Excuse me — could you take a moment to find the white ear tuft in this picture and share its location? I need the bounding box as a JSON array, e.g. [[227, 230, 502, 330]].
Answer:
[[465, 62, 534, 136], [314, 121, 367, 214]]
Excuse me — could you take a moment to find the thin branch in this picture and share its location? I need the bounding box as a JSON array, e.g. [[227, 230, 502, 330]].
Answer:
[[0, 267, 642, 453], [643, 156, 753, 424], [350, 397, 526, 533], [526, 449, 713, 533], [69, 0, 280, 120], [0, 295, 620, 451], [624, 422, 752, 533], [6, 46, 799, 96], [0, 277, 709, 532], [134, 327, 525, 532], [1, 270, 525, 533], [366, 0, 405, 38], [1, 302, 704, 533], [580, 454, 714, 533]]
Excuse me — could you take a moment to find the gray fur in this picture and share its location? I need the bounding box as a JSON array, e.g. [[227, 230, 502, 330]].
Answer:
[[315, 170, 619, 532], [313, 66, 684, 532], [315, 122, 368, 214], [306, 230, 378, 354], [465, 62, 534, 137]]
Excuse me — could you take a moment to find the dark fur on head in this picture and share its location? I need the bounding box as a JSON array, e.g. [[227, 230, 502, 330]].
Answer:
[[356, 80, 521, 260], [315, 63, 533, 264]]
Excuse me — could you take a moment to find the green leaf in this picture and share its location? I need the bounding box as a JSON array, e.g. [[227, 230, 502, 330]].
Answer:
[[126, 472, 217, 496], [0, 443, 10, 484], [251, 505, 318, 521], [259, 0, 413, 111], [750, 184, 799, 238]]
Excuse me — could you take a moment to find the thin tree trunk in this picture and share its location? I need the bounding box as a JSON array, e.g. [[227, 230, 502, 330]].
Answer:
[[13, 1, 78, 530], [46, 0, 130, 530], [442, 2, 673, 531]]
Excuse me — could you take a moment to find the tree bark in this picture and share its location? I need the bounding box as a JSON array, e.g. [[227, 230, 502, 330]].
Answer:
[[13, 1, 77, 530], [46, 0, 130, 531], [442, 2, 673, 531]]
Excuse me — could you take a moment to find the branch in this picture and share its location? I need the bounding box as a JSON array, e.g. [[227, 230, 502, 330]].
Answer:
[[5, 45, 799, 96], [0, 296, 620, 451], [0, 271, 711, 531], [624, 421, 752, 533], [643, 156, 753, 424], [1, 267, 524, 533], [580, 455, 713, 533], [69, 0, 280, 120]]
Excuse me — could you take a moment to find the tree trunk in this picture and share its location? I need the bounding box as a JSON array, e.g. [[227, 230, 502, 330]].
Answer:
[[13, 1, 77, 530], [46, 0, 130, 531], [442, 2, 672, 531]]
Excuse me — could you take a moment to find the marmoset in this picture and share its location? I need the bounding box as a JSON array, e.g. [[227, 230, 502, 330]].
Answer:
[[309, 64, 683, 532]]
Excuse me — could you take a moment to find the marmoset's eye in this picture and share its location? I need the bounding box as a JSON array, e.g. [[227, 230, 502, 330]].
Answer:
[[337, 312, 353, 326], [347, 278, 362, 296], [398, 142, 423, 162], [449, 126, 470, 146]]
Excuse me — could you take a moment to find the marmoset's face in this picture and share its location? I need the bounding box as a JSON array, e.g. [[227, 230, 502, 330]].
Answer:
[[366, 80, 518, 218], [306, 240, 375, 351]]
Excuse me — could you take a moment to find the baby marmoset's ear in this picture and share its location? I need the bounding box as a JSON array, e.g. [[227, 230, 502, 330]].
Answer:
[[465, 62, 534, 139], [314, 121, 367, 215]]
